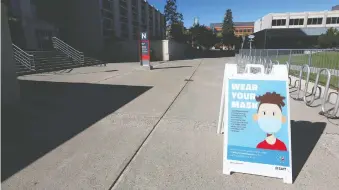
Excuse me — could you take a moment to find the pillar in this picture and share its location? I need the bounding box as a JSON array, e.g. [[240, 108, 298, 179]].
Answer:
[[1, 2, 20, 107]]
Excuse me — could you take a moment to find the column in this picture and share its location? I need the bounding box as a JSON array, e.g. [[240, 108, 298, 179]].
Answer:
[[113, 0, 121, 38], [127, 0, 133, 40], [137, 0, 142, 33], [286, 13, 290, 28], [157, 12, 161, 38], [152, 8, 156, 35], [1, 3, 20, 107], [304, 13, 308, 28], [145, 3, 149, 34]]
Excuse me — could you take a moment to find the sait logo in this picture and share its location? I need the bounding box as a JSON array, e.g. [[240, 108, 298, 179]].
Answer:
[[277, 155, 285, 163]]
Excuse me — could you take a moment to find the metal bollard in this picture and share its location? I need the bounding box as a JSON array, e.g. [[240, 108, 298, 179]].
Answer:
[[305, 68, 331, 106], [293, 64, 310, 101], [329, 94, 339, 118]]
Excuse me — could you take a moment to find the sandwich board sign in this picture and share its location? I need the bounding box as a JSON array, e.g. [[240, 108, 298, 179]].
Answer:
[[217, 63, 293, 184]]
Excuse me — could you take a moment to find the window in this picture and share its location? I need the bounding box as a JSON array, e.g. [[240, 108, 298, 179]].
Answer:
[[289, 18, 304, 25], [272, 19, 286, 26], [326, 17, 339, 24], [307, 17, 323, 25]]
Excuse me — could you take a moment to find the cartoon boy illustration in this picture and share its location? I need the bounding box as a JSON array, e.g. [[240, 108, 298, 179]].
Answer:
[[253, 92, 287, 151]]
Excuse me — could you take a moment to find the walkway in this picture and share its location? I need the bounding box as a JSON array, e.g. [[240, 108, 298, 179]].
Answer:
[[2, 58, 339, 190]]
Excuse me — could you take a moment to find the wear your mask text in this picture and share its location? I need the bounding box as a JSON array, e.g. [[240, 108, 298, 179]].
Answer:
[[231, 83, 258, 109]]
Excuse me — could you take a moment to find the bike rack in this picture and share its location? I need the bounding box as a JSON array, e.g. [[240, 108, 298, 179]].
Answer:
[[265, 59, 274, 74], [292, 64, 310, 101], [287, 63, 300, 89], [319, 83, 339, 118], [305, 68, 331, 106], [286, 62, 292, 86]]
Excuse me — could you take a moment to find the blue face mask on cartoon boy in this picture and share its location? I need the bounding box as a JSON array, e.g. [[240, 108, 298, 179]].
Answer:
[[258, 117, 282, 134]]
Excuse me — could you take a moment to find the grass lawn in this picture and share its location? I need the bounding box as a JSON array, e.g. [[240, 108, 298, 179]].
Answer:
[[276, 51, 339, 70], [289, 69, 339, 90]]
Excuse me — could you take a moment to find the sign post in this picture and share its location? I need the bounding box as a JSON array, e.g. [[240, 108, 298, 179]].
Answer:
[[140, 32, 152, 69], [218, 63, 293, 184]]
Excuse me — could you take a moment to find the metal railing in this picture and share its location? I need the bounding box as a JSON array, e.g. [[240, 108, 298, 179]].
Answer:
[[12, 44, 35, 70], [237, 49, 339, 118], [52, 37, 84, 64]]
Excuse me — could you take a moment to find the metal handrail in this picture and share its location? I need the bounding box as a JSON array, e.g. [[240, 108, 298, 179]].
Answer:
[[52, 37, 84, 64], [293, 64, 310, 101], [305, 68, 331, 106], [12, 44, 35, 70]]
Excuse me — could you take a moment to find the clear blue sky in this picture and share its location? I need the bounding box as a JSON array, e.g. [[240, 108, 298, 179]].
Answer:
[[147, 0, 338, 27]]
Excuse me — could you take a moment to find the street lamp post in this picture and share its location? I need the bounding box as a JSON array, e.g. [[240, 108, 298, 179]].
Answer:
[[248, 35, 255, 57]]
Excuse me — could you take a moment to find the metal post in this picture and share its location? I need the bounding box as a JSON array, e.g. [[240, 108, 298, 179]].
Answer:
[[288, 50, 292, 64]]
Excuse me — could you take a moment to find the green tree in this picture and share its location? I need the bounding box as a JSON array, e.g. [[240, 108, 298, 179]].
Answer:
[[318, 28, 339, 48], [164, 0, 183, 26], [164, 0, 184, 41], [189, 24, 217, 48], [222, 9, 235, 45]]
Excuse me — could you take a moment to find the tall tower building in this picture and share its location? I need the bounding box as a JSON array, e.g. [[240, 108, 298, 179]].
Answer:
[[193, 17, 199, 26]]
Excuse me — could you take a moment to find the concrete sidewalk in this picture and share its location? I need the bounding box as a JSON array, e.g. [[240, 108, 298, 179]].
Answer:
[[2, 58, 339, 190]]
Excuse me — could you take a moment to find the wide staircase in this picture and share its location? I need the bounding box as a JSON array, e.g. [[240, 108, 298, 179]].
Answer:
[[13, 37, 106, 76]]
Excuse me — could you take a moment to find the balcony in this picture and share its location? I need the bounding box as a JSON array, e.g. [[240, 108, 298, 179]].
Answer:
[[119, 0, 127, 9], [102, 0, 112, 10], [103, 29, 115, 38], [102, 18, 114, 30], [120, 7, 128, 17], [132, 20, 139, 27], [120, 16, 128, 24], [101, 9, 114, 19]]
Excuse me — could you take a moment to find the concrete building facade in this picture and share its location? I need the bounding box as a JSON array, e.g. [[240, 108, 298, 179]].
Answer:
[[64, 0, 165, 56], [254, 10, 339, 33], [8, 0, 59, 50]]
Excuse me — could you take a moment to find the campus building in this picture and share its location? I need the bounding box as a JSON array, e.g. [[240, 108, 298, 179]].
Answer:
[[210, 22, 254, 37], [8, 0, 166, 55], [59, 0, 166, 56], [253, 8, 339, 48]]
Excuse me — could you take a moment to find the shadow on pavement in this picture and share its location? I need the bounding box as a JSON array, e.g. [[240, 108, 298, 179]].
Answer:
[[184, 49, 236, 60], [153, 66, 192, 70], [1, 80, 152, 182], [291, 120, 326, 182]]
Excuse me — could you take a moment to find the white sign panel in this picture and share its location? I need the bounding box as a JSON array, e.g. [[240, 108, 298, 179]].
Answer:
[[218, 63, 293, 184]]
